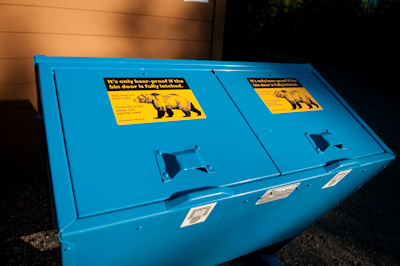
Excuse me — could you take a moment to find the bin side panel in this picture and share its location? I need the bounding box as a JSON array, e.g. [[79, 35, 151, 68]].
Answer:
[[37, 63, 77, 229], [60, 156, 391, 266]]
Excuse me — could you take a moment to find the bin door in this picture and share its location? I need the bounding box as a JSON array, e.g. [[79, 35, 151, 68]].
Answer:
[[53, 68, 279, 218], [215, 70, 384, 174]]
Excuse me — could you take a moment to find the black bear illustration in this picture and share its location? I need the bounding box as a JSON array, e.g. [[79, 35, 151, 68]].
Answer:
[[273, 90, 319, 110], [134, 93, 202, 118]]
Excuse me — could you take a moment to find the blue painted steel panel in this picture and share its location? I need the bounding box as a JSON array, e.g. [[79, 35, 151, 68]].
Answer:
[[54, 68, 279, 217], [214, 70, 384, 174], [34, 55, 395, 266], [36, 63, 77, 229]]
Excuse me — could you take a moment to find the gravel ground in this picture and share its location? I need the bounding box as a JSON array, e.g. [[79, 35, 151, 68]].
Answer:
[[1, 66, 398, 265], [1, 179, 61, 266]]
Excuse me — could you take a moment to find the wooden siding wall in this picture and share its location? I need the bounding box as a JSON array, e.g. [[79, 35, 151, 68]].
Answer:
[[0, 0, 226, 110], [0, 0, 226, 179]]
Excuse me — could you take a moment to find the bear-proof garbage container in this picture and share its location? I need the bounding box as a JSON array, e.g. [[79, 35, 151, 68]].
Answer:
[[34, 55, 395, 266]]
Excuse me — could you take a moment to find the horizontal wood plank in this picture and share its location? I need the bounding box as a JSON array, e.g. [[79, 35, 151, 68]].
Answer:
[[0, 35, 211, 110], [0, 33, 212, 60], [0, 29, 212, 106], [0, 0, 214, 21], [0, 59, 36, 84], [0, 34, 212, 94], [0, 5, 213, 41], [0, 83, 38, 110]]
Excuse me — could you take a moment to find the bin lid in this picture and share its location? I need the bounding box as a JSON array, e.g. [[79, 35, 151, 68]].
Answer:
[[215, 70, 384, 174], [53, 67, 279, 218]]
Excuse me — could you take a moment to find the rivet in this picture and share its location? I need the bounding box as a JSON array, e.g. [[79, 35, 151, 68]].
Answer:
[[143, 73, 147, 76], [136, 226, 143, 231], [207, 165, 212, 170], [163, 172, 169, 178], [243, 200, 248, 203]]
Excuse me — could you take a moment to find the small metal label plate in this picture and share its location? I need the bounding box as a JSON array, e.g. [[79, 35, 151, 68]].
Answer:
[[256, 183, 300, 205]]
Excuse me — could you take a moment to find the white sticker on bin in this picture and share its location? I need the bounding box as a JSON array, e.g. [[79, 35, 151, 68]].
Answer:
[[180, 202, 217, 228], [322, 169, 352, 189], [256, 183, 300, 205]]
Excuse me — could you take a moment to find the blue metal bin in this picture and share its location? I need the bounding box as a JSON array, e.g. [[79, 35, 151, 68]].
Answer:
[[34, 55, 395, 266]]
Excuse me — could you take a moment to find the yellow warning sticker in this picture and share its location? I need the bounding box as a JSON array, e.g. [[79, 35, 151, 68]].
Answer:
[[248, 78, 323, 114], [104, 78, 206, 125]]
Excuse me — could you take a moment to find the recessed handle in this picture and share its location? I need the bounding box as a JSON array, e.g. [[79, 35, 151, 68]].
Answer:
[[166, 187, 233, 210], [155, 146, 215, 182], [305, 130, 345, 154], [325, 158, 360, 172]]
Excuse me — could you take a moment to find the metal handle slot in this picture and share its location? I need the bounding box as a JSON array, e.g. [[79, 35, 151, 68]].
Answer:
[[166, 187, 233, 210], [325, 159, 360, 173], [305, 130, 346, 154], [155, 146, 215, 182]]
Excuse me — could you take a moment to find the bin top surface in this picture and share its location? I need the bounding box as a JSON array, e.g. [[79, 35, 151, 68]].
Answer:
[[214, 70, 384, 174], [35, 56, 387, 219], [51, 67, 279, 217]]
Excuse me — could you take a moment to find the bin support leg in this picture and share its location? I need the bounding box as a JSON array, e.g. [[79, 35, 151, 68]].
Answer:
[[258, 254, 283, 266], [243, 237, 294, 265], [244, 252, 283, 266]]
